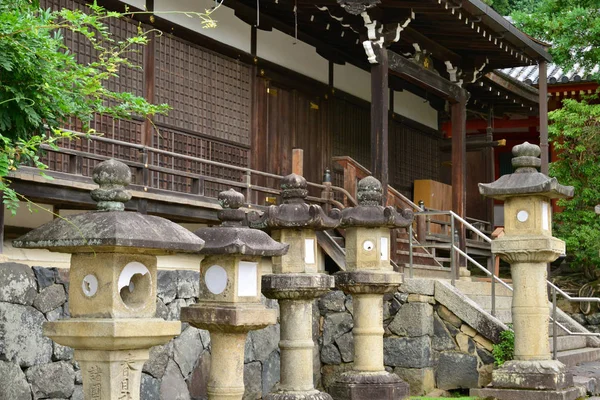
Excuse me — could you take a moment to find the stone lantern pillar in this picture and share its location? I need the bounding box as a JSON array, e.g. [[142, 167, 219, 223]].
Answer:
[[330, 176, 413, 400], [12, 159, 205, 400], [248, 173, 341, 400], [181, 189, 288, 400], [472, 142, 580, 400]]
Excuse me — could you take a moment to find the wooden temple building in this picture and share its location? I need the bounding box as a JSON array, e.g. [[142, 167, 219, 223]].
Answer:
[[3, 0, 556, 272]]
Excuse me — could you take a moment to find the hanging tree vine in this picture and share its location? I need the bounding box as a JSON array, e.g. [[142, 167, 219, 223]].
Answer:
[[0, 0, 219, 213]]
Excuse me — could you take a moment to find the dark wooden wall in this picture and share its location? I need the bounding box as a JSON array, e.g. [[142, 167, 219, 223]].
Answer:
[[38, 0, 446, 206]]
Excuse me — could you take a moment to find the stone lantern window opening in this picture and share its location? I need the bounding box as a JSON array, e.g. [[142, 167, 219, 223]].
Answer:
[[205, 264, 228, 295], [118, 261, 151, 309], [82, 274, 98, 297]]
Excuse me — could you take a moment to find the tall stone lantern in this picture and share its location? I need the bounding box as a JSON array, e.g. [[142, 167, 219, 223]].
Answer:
[[473, 142, 579, 400], [181, 189, 289, 400], [248, 173, 341, 400], [12, 159, 205, 400], [330, 176, 413, 400]]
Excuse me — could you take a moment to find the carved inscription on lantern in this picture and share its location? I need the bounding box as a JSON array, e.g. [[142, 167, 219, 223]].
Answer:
[[89, 365, 102, 400], [118, 360, 132, 400]]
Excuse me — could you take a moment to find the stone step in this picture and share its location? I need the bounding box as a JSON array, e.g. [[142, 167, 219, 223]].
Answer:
[[453, 280, 514, 297], [395, 251, 441, 267], [550, 335, 589, 352], [400, 264, 453, 279], [557, 348, 600, 368], [467, 294, 513, 310], [485, 309, 512, 324]]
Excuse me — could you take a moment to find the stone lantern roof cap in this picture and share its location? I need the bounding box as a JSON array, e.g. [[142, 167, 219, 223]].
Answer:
[[479, 142, 574, 200], [194, 189, 289, 256], [13, 159, 205, 254], [340, 176, 414, 228], [246, 173, 341, 231]]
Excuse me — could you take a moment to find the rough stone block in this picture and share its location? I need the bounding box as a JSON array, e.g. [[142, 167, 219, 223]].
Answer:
[[187, 350, 210, 399], [243, 361, 262, 400], [407, 294, 435, 304], [143, 342, 172, 379], [157, 270, 177, 304], [336, 332, 354, 363], [25, 361, 75, 399], [0, 303, 52, 367], [434, 280, 508, 343], [432, 314, 456, 351], [456, 333, 475, 354], [477, 346, 495, 366], [141, 373, 160, 400], [388, 302, 433, 337], [72, 384, 83, 400], [33, 266, 57, 290], [436, 352, 479, 390], [393, 367, 435, 396], [173, 327, 203, 378], [474, 334, 494, 351], [250, 324, 280, 362], [262, 350, 280, 395], [384, 336, 432, 368], [319, 291, 347, 314], [33, 284, 66, 314], [399, 278, 435, 296], [160, 359, 191, 400], [437, 305, 462, 328], [0, 360, 32, 400], [323, 312, 353, 346], [0, 262, 37, 306], [460, 324, 477, 337], [177, 270, 199, 299], [321, 343, 342, 364], [52, 342, 73, 361]]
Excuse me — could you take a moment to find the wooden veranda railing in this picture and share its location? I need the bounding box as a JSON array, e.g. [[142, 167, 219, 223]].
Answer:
[[36, 129, 355, 210]]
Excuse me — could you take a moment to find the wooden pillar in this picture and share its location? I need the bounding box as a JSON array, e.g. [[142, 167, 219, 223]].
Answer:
[[452, 91, 467, 275], [539, 61, 549, 175], [141, 21, 155, 148], [370, 47, 389, 205], [486, 108, 495, 226], [292, 148, 304, 176]]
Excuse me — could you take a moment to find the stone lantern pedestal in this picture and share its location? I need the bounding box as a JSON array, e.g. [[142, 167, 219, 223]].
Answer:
[[13, 159, 205, 400], [181, 189, 288, 400], [249, 173, 341, 400], [471, 143, 581, 400], [329, 177, 413, 400]]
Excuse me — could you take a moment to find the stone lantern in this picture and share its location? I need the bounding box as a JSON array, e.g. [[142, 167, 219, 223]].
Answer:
[[181, 189, 288, 400], [330, 176, 413, 400], [12, 159, 205, 400], [473, 142, 579, 400], [248, 173, 341, 400]]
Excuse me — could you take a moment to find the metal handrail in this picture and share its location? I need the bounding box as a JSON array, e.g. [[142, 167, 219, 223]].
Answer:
[[409, 209, 600, 360]]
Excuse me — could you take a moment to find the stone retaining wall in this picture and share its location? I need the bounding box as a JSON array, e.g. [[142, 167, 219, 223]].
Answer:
[[0, 264, 503, 399]]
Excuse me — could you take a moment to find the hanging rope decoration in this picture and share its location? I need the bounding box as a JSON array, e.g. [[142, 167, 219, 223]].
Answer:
[[256, 0, 260, 27], [294, 0, 298, 45]]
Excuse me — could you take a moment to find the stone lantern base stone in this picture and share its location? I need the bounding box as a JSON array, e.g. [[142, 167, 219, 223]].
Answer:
[[262, 273, 334, 300], [334, 271, 402, 295], [470, 386, 585, 400], [181, 303, 277, 332], [492, 360, 573, 391], [264, 389, 333, 400], [329, 371, 409, 400]]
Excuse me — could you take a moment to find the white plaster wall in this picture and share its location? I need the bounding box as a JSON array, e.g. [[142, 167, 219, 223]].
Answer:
[[334, 63, 371, 102], [3, 202, 54, 229], [154, 0, 252, 53], [119, 0, 146, 10], [393, 90, 438, 130], [257, 29, 329, 84]]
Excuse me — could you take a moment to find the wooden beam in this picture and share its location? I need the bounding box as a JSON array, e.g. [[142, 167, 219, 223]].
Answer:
[[371, 47, 389, 204], [452, 91, 468, 278], [539, 61, 549, 175], [387, 50, 466, 103], [398, 27, 462, 67], [485, 72, 539, 104], [441, 116, 539, 135]]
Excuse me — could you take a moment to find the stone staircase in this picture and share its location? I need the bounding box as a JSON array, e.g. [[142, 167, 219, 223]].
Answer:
[[454, 280, 600, 368]]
